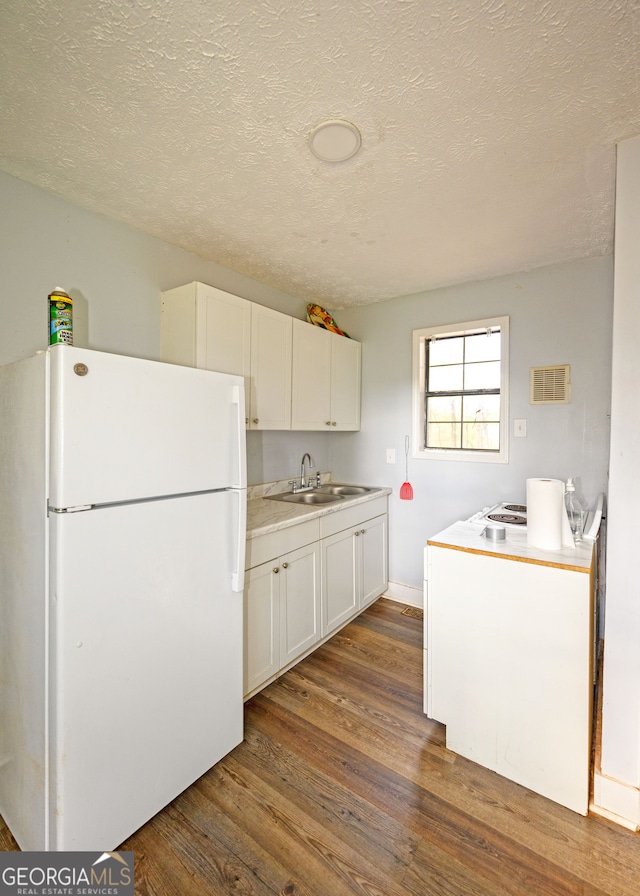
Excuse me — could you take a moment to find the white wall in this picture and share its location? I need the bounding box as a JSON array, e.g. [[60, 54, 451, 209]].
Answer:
[[329, 257, 613, 589], [600, 134, 640, 801], [0, 170, 329, 485]]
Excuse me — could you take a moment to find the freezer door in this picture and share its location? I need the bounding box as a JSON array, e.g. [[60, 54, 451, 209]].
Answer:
[[49, 345, 246, 509], [48, 491, 243, 851]]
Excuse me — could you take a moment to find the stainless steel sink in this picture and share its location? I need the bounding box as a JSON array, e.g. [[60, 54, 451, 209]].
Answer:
[[317, 484, 373, 496], [266, 491, 345, 505]]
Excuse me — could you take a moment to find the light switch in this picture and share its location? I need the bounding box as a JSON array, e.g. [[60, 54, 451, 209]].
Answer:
[[514, 418, 527, 438], [386, 448, 396, 463]]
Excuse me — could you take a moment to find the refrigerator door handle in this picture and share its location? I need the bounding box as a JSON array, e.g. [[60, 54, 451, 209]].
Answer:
[[232, 384, 247, 490], [231, 488, 246, 593]]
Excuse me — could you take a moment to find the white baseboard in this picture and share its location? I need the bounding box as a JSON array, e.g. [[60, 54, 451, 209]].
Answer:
[[383, 581, 423, 609], [592, 772, 640, 830]]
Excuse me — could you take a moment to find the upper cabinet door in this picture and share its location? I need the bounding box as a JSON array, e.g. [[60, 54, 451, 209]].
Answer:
[[291, 320, 331, 429], [291, 320, 361, 431], [161, 283, 252, 426], [196, 285, 251, 381], [330, 334, 361, 431], [250, 304, 292, 430]]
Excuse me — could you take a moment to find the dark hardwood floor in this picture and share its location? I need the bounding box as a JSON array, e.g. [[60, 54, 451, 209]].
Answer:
[[3, 597, 640, 894]]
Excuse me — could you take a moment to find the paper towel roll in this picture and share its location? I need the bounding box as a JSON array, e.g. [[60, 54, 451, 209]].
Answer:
[[526, 478, 568, 551]]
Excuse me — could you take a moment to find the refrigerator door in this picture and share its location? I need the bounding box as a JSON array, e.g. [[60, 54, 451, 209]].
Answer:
[[0, 352, 49, 850], [49, 345, 246, 509], [48, 491, 243, 851]]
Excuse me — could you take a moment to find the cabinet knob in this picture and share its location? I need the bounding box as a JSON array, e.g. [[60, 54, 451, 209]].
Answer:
[[360, 529, 365, 534], [245, 417, 249, 424], [326, 421, 331, 426], [273, 567, 279, 574], [355, 531, 360, 537], [332, 421, 337, 426], [282, 562, 288, 569], [253, 418, 259, 424]]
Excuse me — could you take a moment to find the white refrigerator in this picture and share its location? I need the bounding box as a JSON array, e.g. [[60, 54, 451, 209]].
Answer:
[[0, 344, 247, 851]]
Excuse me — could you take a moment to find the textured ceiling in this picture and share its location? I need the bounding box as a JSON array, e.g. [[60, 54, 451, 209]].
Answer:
[[1, 0, 639, 308]]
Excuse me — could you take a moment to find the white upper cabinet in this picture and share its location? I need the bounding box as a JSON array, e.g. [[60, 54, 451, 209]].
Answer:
[[160, 282, 251, 376], [249, 304, 292, 430], [291, 320, 331, 428], [161, 282, 252, 423], [329, 328, 361, 430], [291, 319, 361, 430], [161, 283, 360, 431]]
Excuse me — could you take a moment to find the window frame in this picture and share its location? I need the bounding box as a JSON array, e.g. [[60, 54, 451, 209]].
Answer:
[[411, 315, 509, 464]]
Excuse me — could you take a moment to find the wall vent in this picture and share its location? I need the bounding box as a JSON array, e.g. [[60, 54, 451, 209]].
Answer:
[[530, 364, 570, 404]]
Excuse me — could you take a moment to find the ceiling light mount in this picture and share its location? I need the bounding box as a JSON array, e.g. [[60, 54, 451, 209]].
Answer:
[[309, 119, 362, 162]]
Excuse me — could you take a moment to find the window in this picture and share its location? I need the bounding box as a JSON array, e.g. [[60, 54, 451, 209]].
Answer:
[[412, 316, 509, 463]]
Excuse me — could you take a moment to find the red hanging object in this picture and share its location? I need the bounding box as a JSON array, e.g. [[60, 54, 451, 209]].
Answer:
[[400, 436, 413, 500]]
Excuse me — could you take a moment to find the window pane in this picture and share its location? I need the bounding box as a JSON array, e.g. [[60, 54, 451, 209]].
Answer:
[[465, 330, 501, 363], [464, 360, 501, 390], [427, 397, 463, 447], [462, 394, 500, 422], [430, 336, 463, 366], [429, 363, 464, 391], [428, 421, 461, 449], [427, 396, 462, 423], [462, 421, 500, 450]]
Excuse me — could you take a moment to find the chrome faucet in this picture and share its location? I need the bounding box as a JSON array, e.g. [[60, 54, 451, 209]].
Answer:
[[299, 452, 314, 491]]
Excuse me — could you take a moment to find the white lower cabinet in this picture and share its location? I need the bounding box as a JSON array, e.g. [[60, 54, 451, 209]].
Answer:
[[360, 514, 388, 607], [244, 561, 279, 695], [321, 514, 388, 636], [244, 541, 320, 697], [279, 543, 322, 666], [321, 528, 358, 635], [244, 496, 389, 698]]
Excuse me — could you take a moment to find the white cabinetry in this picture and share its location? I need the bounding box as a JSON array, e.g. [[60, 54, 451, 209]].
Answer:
[[360, 514, 388, 606], [244, 542, 321, 695], [244, 520, 320, 696], [161, 283, 360, 432], [249, 303, 292, 430], [321, 516, 388, 636], [291, 319, 361, 430], [160, 282, 251, 420], [426, 538, 594, 815], [244, 560, 279, 693], [279, 542, 322, 665], [320, 497, 388, 637], [161, 283, 292, 430], [321, 528, 358, 633], [245, 495, 389, 697]]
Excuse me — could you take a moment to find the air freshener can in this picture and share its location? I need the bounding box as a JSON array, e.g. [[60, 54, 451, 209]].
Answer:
[[48, 289, 73, 345]]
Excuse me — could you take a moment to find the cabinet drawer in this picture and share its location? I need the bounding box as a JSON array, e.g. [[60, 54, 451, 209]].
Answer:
[[319, 496, 388, 538], [246, 518, 320, 569]]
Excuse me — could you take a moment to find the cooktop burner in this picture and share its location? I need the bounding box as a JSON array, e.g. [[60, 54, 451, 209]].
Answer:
[[486, 513, 527, 525], [466, 501, 529, 529]]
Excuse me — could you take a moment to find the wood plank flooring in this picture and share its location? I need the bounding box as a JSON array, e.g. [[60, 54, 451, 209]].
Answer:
[[3, 598, 640, 895]]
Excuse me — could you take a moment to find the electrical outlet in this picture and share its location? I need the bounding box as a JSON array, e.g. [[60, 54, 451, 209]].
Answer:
[[514, 418, 527, 438], [386, 448, 396, 463]]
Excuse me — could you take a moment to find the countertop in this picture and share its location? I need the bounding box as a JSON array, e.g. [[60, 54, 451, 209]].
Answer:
[[427, 520, 594, 572], [246, 480, 391, 540]]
